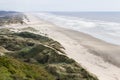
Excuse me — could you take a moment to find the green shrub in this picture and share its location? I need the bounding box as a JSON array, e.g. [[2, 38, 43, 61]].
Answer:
[[0, 56, 55, 80], [0, 30, 98, 80]]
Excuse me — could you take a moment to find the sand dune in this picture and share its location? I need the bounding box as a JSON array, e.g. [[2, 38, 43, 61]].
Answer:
[[5, 13, 120, 80]]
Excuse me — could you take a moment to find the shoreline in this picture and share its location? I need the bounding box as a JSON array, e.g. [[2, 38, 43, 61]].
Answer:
[[35, 12, 120, 46], [6, 13, 120, 80]]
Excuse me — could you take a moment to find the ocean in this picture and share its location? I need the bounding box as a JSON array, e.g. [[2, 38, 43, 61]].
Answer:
[[51, 12, 120, 23], [36, 12, 120, 45]]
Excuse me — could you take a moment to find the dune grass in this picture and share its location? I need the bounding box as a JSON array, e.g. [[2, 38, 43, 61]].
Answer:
[[0, 30, 98, 80], [0, 56, 55, 80]]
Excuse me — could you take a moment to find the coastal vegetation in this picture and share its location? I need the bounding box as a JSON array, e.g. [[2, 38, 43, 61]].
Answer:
[[0, 12, 98, 80], [0, 11, 25, 26], [0, 28, 98, 80]]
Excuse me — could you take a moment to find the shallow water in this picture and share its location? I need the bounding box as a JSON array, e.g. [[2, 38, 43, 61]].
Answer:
[[35, 12, 120, 45]]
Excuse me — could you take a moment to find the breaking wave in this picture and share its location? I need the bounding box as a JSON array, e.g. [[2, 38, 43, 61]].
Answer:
[[35, 13, 120, 45]]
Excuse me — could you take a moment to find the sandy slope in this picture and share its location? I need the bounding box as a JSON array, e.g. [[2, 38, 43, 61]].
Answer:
[[4, 13, 120, 80]]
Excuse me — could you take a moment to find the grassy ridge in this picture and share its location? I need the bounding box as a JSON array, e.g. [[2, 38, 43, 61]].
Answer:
[[0, 29, 98, 80], [0, 56, 55, 80], [0, 11, 25, 26]]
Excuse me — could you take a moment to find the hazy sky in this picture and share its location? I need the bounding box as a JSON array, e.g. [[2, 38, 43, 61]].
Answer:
[[0, 0, 120, 12]]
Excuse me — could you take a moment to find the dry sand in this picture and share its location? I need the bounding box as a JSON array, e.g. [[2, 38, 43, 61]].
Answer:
[[4, 13, 120, 80]]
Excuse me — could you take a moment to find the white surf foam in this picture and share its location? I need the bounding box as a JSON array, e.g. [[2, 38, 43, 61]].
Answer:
[[35, 13, 120, 45]]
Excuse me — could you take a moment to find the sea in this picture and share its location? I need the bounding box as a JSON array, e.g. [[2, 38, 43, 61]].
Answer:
[[36, 12, 120, 45]]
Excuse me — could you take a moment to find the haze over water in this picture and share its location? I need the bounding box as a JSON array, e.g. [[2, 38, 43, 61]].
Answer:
[[37, 12, 120, 45], [52, 12, 120, 22]]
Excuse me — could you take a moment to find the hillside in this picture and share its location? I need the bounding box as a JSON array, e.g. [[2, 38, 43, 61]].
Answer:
[[0, 11, 26, 26], [0, 11, 18, 16], [0, 28, 98, 80]]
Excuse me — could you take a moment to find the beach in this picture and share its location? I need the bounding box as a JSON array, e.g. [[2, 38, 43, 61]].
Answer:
[[6, 13, 120, 80]]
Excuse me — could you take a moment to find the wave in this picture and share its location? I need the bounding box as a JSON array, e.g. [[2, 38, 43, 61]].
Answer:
[[35, 13, 120, 45]]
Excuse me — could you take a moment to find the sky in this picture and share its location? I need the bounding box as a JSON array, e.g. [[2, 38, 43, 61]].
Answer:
[[0, 0, 120, 12]]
